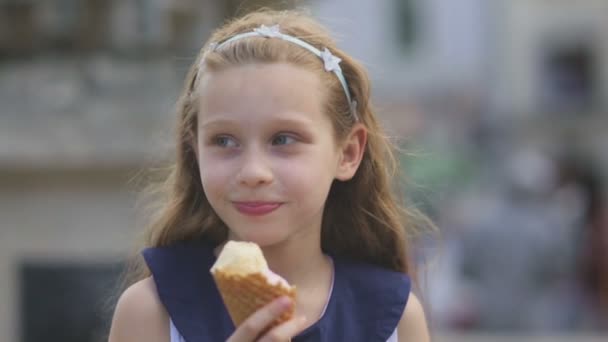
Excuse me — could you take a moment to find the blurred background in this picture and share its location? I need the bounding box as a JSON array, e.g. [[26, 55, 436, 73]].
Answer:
[[0, 0, 607, 341]]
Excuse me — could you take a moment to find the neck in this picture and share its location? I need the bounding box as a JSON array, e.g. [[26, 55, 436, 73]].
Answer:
[[261, 233, 334, 322], [261, 236, 329, 288]]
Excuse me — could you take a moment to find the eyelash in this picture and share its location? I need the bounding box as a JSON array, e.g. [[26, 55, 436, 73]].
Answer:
[[209, 133, 299, 148], [271, 134, 297, 146], [212, 135, 238, 148]]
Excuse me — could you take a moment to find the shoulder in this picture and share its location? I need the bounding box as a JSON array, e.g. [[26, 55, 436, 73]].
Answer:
[[396, 293, 430, 342], [333, 258, 413, 340], [108, 277, 170, 342], [337, 258, 411, 293]]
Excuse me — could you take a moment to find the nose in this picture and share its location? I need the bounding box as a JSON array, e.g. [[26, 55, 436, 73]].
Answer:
[[235, 149, 274, 188]]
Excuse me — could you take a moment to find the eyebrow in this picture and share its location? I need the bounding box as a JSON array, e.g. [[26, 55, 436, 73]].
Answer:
[[199, 117, 239, 130], [199, 114, 315, 129]]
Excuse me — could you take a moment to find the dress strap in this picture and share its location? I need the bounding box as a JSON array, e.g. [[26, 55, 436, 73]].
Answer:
[[386, 328, 398, 342], [169, 318, 186, 342]]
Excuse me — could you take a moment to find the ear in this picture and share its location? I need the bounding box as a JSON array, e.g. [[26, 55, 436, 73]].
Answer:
[[335, 123, 367, 181]]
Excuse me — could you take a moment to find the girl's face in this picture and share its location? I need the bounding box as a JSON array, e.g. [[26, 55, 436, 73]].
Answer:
[[196, 63, 346, 247]]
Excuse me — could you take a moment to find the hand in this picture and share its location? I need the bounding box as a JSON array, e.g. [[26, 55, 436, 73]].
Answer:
[[226, 296, 307, 342]]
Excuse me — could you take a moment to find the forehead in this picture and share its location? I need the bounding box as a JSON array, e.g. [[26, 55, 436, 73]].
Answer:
[[197, 63, 326, 125]]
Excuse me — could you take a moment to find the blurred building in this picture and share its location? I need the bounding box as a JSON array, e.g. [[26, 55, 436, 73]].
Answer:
[[0, 0, 607, 341]]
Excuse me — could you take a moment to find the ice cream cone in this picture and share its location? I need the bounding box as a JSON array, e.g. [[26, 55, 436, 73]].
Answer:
[[210, 241, 297, 332]]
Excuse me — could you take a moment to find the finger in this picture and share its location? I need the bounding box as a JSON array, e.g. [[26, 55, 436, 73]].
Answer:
[[257, 316, 308, 342], [227, 296, 293, 342]]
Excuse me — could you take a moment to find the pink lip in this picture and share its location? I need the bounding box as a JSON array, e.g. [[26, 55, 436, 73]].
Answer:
[[233, 202, 282, 216]]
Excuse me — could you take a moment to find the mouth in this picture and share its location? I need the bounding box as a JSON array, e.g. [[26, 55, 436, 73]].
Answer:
[[232, 201, 283, 216]]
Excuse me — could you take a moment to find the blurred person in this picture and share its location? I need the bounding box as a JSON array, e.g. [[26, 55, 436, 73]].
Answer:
[[435, 148, 585, 331], [556, 158, 608, 330], [108, 9, 431, 342]]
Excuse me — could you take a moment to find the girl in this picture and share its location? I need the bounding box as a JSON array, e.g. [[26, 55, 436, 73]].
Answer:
[[109, 9, 430, 342]]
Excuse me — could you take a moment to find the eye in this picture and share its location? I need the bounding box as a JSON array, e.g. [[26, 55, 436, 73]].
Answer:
[[271, 134, 296, 146], [213, 135, 238, 148]]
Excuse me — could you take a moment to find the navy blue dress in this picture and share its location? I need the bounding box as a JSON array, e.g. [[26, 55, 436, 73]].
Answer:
[[143, 240, 411, 341]]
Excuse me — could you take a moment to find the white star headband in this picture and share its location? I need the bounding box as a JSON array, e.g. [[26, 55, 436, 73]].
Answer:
[[204, 24, 359, 121]]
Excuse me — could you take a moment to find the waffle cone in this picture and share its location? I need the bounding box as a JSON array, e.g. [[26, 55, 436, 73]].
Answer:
[[212, 269, 297, 332]]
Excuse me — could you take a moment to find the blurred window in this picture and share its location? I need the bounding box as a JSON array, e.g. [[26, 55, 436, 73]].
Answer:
[[394, 0, 418, 52], [20, 262, 122, 342], [541, 41, 597, 112], [0, 2, 37, 56]]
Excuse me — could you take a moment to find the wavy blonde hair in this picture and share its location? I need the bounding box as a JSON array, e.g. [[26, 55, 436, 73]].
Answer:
[[125, 9, 431, 287]]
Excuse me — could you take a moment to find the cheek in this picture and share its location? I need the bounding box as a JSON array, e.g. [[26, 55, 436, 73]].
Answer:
[[198, 156, 232, 198], [276, 151, 337, 197]]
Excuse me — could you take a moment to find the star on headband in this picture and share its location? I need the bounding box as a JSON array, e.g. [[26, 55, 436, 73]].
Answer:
[[253, 24, 282, 38], [320, 48, 342, 72]]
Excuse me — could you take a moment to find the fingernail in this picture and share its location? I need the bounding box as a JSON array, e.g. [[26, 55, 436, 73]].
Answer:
[[277, 296, 291, 309]]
